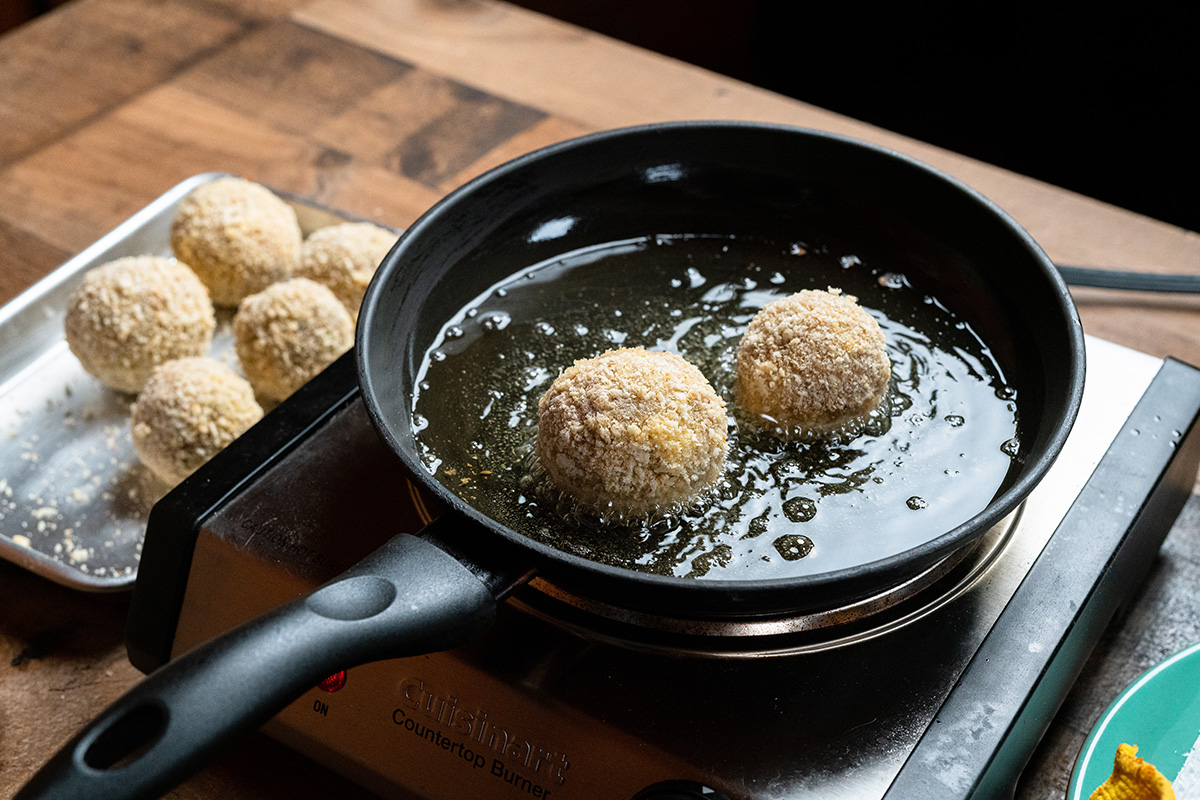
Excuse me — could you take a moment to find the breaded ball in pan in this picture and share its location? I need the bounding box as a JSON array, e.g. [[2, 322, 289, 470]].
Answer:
[[737, 288, 890, 437], [64, 255, 215, 393], [170, 176, 302, 306], [131, 357, 263, 486], [233, 278, 354, 402], [295, 222, 395, 320], [537, 347, 727, 519]]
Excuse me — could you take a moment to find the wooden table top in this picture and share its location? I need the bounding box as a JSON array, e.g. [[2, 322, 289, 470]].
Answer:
[[2, 1, 1199, 798]]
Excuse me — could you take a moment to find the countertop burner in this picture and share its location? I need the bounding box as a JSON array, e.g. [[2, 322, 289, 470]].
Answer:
[[127, 337, 1200, 800]]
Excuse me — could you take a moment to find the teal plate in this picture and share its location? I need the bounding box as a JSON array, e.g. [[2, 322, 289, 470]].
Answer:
[[1068, 641, 1200, 798]]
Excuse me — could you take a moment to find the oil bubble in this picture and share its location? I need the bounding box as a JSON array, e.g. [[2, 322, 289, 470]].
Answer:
[[1001, 437, 1021, 457], [774, 534, 813, 561], [444, 326, 464, 340], [782, 497, 817, 523], [945, 414, 965, 427], [482, 312, 512, 332], [687, 544, 733, 577], [907, 496, 927, 510]]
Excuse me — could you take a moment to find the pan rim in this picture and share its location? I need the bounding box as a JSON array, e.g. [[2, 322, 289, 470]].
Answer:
[[357, 119, 1086, 613]]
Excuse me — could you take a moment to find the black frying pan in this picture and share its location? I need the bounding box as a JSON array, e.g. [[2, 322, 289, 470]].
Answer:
[[17, 122, 1084, 799]]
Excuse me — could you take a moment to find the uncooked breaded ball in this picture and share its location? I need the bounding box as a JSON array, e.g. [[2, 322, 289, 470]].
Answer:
[[296, 222, 394, 319], [233, 278, 354, 402], [64, 256, 215, 393], [170, 176, 302, 306], [736, 288, 891, 437], [131, 357, 263, 486], [537, 348, 727, 519]]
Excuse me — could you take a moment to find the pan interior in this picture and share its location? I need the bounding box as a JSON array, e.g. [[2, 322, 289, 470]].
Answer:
[[412, 229, 1020, 581], [361, 123, 1080, 608]]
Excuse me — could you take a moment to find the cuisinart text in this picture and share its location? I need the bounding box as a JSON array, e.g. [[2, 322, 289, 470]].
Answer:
[[393, 676, 571, 797]]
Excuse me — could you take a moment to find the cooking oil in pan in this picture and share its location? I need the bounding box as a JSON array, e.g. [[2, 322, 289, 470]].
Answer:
[[412, 234, 1020, 581]]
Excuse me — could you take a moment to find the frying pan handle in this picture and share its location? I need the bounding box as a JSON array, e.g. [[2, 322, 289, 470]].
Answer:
[[16, 533, 497, 800]]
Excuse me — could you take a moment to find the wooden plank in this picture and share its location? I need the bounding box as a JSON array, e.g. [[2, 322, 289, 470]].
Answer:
[[0, 0, 304, 168], [439, 116, 592, 193], [0, 80, 449, 257], [294, 0, 853, 142], [304, 60, 549, 190], [172, 20, 417, 143], [171, 19, 547, 189], [0, 16, 552, 270], [0, 219, 69, 306]]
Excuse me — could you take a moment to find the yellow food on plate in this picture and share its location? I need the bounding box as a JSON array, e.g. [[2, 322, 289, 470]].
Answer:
[[536, 347, 727, 519], [736, 287, 890, 439], [131, 357, 263, 486], [1089, 744, 1175, 800], [64, 255, 215, 393], [170, 176, 302, 306], [295, 221, 395, 320], [233, 277, 354, 402]]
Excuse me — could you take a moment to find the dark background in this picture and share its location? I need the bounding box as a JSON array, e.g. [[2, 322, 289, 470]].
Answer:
[[510, 2, 1196, 234], [4, 1, 1194, 232]]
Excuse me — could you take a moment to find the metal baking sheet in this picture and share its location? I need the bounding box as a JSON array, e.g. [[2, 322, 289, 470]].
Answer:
[[0, 173, 389, 591]]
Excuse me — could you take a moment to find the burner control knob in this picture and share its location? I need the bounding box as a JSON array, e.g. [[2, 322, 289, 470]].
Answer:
[[631, 780, 732, 800]]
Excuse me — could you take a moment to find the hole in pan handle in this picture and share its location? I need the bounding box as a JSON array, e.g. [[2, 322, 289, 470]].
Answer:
[[15, 530, 516, 800]]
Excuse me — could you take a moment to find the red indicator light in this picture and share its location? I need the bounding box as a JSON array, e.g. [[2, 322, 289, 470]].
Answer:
[[318, 671, 347, 692]]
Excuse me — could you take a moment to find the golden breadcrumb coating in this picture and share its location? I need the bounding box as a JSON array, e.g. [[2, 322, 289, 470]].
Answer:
[[736, 288, 890, 437], [233, 278, 354, 402], [296, 222, 395, 320], [170, 176, 302, 306], [131, 357, 263, 486], [537, 347, 727, 518], [1088, 744, 1175, 800], [64, 255, 215, 393]]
